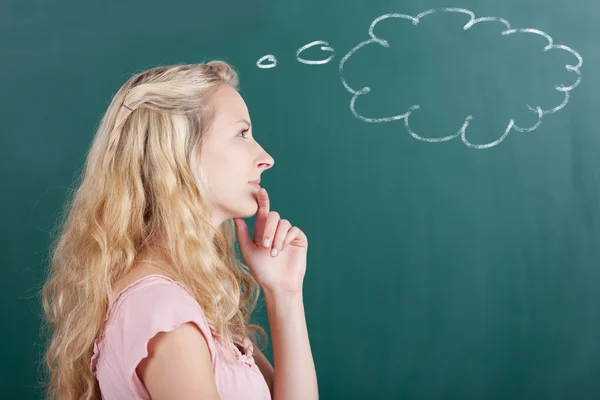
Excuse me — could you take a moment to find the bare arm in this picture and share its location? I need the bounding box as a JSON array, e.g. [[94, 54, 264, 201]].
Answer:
[[265, 289, 318, 400], [136, 322, 220, 400]]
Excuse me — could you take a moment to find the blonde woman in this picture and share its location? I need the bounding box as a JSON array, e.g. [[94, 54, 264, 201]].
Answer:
[[41, 61, 318, 400]]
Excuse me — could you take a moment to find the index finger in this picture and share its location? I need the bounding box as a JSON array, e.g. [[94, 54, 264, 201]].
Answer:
[[254, 188, 270, 242], [257, 187, 270, 215]]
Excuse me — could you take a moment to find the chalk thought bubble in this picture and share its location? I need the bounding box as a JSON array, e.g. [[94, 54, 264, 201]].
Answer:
[[339, 8, 583, 149], [257, 7, 583, 149]]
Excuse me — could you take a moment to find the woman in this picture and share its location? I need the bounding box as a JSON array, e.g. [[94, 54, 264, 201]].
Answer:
[[41, 61, 318, 399]]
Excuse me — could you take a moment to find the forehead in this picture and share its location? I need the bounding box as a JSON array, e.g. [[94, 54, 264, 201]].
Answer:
[[210, 84, 249, 123]]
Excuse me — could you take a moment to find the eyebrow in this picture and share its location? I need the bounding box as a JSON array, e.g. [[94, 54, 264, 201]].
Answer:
[[237, 119, 252, 128]]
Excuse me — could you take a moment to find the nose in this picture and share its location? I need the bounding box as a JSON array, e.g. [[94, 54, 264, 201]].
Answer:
[[257, 148, 274, 171]]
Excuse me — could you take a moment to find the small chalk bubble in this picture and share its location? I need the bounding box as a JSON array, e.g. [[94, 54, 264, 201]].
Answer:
[[257, 54, 278, 69], [296, 40, 336, 65]]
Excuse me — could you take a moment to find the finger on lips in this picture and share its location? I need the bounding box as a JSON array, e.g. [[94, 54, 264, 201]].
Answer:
[[253, 188, 270, 245], [257, 188, 270, 214]]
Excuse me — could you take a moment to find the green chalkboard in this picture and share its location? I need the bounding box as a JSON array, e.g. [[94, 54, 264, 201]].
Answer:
[[3, 0, 600, 398]]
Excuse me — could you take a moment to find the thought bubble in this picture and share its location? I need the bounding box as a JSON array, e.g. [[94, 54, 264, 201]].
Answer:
[[339, 8, 583, 149]]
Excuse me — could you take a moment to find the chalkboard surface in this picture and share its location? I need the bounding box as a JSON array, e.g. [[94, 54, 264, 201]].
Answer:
[[3, 0, 600, 398]]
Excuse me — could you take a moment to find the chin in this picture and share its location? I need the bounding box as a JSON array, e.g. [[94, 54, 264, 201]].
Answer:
[[232, 203, 259, 220], [245, 204, 260, 218]]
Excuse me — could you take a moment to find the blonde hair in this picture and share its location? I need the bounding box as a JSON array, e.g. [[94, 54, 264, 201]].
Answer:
[[40, 61, 266, 400]]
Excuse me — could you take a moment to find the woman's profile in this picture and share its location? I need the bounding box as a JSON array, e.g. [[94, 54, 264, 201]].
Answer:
[[40, 61, 318, 399]]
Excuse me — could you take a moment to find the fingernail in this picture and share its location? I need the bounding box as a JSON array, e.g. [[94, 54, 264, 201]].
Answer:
[[263, 239, 271, 247], [271, 248, 278, 257]]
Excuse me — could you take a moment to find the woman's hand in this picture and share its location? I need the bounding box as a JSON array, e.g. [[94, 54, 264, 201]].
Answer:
[[233, 188, 308, 295]]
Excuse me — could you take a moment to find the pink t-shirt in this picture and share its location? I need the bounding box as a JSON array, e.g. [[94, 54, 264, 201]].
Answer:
[[90, 274, 271, 399]]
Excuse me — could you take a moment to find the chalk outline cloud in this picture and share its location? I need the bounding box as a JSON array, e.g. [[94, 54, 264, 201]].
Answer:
[[338, 8, 583, 149]]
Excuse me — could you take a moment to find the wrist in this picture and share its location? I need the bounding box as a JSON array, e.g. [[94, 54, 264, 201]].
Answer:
[[263, 286, 303, 303], [263, 288, 306, 328]]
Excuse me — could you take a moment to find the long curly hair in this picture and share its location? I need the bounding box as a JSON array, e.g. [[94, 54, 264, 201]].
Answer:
[[39, 61, 266, 400]]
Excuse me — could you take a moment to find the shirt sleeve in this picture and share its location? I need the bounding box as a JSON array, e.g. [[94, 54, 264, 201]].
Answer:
[[110, 279, 218, 398]]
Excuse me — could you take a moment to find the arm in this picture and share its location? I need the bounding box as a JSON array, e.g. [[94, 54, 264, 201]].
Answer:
[[232, 189, 317, 398], [136, 322, 220, 400], [264, 289, 318, 400]]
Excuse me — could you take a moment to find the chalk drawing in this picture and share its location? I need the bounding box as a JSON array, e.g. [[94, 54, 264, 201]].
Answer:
[[339, 8, 583, 149], [296, 40, 336, 65], [256, 7, 583, 149], [257, 54, 278, 69], [258, 41, 336, 68]]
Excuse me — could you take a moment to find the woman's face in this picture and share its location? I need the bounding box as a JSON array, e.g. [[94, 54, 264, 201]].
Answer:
[[199, 84, 274, 227]]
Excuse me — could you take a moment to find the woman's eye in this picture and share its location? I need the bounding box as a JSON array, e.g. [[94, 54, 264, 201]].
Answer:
[[239, 129, 249, 138]]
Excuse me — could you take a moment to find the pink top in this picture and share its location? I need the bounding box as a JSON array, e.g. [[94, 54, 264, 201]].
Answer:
[[90, 274, 271, 400]]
